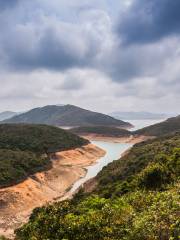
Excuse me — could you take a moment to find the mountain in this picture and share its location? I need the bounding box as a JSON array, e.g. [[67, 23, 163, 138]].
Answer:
[[0, 123, 88, 188], [0, 111, 19, 121], [110, 111, 170, 120], [15, 132, 180, 240], [3, 104, 133, 128], [134, 115, 180, 136]]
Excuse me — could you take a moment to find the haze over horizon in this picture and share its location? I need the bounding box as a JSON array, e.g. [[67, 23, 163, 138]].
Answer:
[[0, 0, 179, 114]]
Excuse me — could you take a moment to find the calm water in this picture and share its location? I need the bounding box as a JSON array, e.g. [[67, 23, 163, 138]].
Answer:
[[70, 119, 165, 193], [70, 141, 132, 193]]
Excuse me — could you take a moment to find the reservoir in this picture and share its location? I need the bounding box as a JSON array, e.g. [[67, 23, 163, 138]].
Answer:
[[70, 141, 132, 193], [70, 119, 165, 193]]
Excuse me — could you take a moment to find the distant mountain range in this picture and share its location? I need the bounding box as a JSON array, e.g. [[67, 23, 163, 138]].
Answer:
[[110, 111, 171, 120], [3, 104, 133, 129], [0, 111, 19, 121]]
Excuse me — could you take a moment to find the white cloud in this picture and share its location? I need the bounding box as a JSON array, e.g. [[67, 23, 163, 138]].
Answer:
[[0, 0, 179, 114]]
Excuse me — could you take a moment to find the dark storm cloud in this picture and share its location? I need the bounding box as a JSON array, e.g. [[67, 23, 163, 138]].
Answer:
[[0, 0, 178, 86], [0, 2, 103, 72], [0, 0, 19, 10], [5, 28, 82, 71], [118, 0, 180, 44]]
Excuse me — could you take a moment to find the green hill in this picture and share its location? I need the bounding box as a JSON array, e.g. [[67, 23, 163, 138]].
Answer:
[[134, 115, 180, 136], [15, 132, 180, 240], [0, 124, 88, 188], [3, 105, 133, 129], [69, 126, 131, 137]]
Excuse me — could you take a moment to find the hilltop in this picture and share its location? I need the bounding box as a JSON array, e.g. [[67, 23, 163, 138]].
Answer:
[[0, 124, 88, 188], [3, 105, 133, 129], [134, 115, 180, 136]]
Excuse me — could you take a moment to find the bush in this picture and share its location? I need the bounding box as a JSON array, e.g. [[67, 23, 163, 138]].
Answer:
[[137, 163, 170, 189], [15, 189, 180, 240]]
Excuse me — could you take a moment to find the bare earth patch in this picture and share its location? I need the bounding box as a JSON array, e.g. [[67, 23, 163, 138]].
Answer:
[[0, 144, 105, 239]]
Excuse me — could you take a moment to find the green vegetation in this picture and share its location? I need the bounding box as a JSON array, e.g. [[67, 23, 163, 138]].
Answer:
[[94, 132, 180, 197], [134, 115, 180, 136], [0, 124, 88, 154], [15, 189, 180, 240], [0, 124, 88, 187], [3, 104, 133, 128], [15, 132, 180, 240], [0, 149, 49, 187], [70, 126, 131, 137]]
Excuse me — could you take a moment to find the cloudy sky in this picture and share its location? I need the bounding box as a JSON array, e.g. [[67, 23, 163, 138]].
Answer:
[[0, 0, 179, 114]]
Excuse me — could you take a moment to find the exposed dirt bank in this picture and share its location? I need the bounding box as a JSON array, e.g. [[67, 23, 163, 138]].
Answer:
[[80, 134, 155, 144], [0, 144, 105, 239]]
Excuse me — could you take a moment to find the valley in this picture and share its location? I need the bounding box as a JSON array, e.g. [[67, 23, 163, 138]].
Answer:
[[0, 116, 179, 239]]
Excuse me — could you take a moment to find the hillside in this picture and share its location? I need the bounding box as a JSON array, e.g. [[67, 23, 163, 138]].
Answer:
[[3, 104, 133, 128], [15, 132, 180, 240], [92, 131, 180, 197], [0, 111, 18, 121], [69, 126, 131, 137], [0, 124, 88, 188], [134, 115, 180, 136]]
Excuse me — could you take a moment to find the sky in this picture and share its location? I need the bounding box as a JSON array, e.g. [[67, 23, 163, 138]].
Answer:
[[0, 0, 179, 114]]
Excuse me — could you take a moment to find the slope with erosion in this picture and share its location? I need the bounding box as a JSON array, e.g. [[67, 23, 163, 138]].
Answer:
[[0, 124, 89, 188], [0, 144, 105, 239], [14, 132, 180, 240]]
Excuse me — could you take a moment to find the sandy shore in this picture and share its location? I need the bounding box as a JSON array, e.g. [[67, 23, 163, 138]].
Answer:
[[80, 134, 155, 144], [0, 144, 105, 239]]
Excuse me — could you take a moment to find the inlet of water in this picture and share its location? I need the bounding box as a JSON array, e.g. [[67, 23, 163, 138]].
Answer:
[[70, 141, 132, 193]]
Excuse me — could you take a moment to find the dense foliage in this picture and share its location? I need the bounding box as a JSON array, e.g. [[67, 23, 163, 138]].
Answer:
[[0, 149, 49, 187], [15, 189, 180, 240], [0, 124, 88, 187], [15, 132, 180, 240], [134, 115, 180, 136], [70, 126, 131, 137], [0, 124, 88, 154]]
